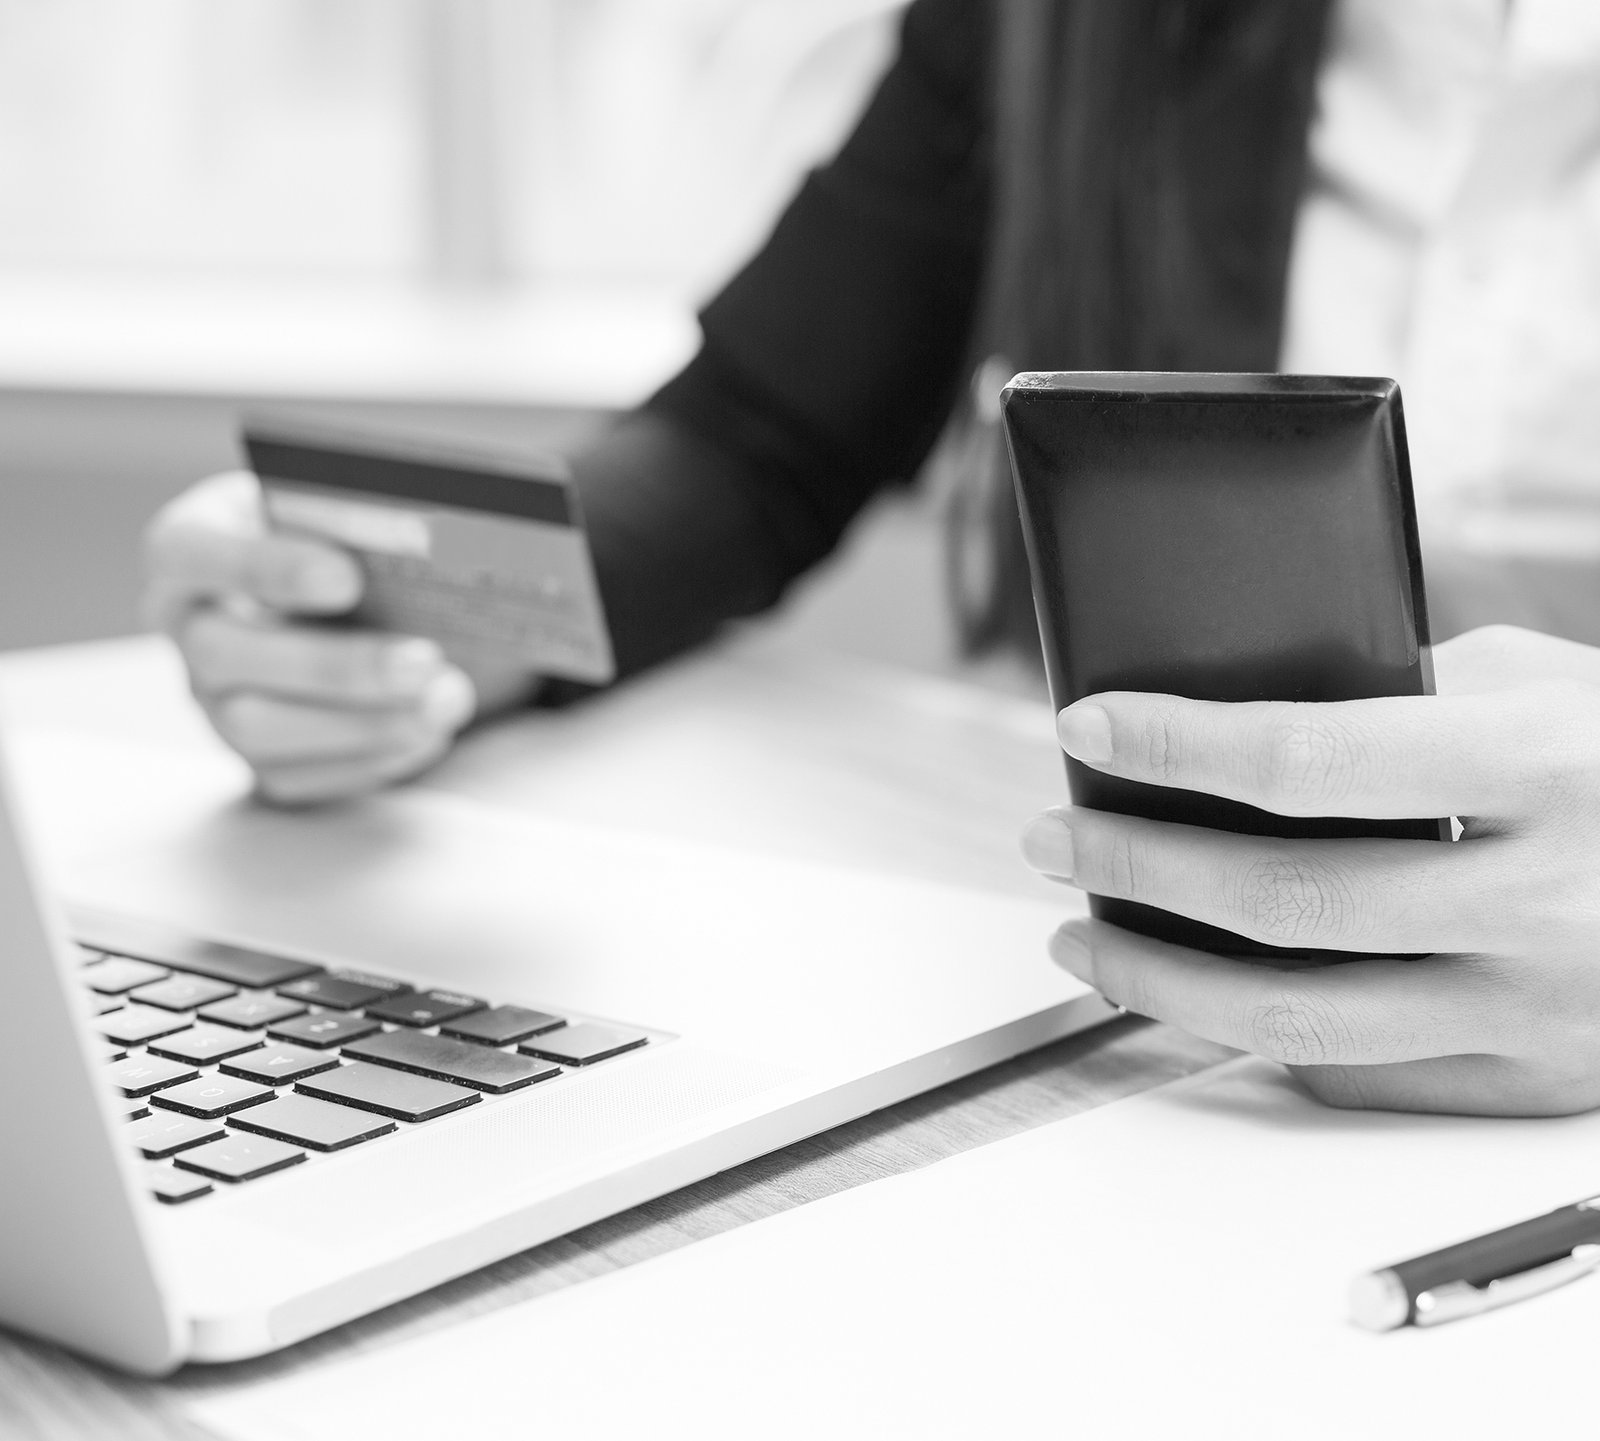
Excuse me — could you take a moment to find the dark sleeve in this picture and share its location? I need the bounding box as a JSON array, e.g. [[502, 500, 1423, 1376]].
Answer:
[[567, 0, 993, 685]]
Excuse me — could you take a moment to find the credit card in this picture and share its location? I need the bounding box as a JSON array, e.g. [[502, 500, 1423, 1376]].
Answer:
[[245, 417, 615, 685]]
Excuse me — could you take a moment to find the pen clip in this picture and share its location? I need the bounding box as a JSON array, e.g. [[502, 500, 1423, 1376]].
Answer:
[[1414, 1243, 1600, 1327]]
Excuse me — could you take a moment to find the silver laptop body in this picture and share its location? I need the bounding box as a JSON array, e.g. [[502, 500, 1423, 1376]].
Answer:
[[0, 717, 1106, 1375]]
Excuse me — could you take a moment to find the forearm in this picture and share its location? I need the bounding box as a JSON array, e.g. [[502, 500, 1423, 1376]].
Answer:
[[550, 0, 992, 695], [565, 404, 843, 686]]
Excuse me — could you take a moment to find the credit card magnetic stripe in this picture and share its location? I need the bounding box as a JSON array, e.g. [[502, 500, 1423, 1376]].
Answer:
[[245, 432, 575, 527]]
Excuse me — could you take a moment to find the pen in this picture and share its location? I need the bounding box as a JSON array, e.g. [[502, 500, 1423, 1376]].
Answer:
[[1350, 1194, 1600, 1330]]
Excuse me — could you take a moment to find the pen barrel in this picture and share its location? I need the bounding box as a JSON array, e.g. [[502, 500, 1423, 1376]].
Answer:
[[1389, 1206, 1600, 1311]]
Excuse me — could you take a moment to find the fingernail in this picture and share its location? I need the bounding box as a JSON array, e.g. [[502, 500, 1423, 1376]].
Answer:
[[386, 637, 443, 690], [1047, 926, 1092, 980], [1020, 811, 1075, 879], [422, 666, 477, 730], [1057, 703, 1113, 764]]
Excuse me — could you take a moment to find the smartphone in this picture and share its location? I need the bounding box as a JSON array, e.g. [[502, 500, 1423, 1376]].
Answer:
[[1002, 372, 1448, 960]]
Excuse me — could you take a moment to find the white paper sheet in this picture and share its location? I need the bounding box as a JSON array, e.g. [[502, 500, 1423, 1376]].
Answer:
[[189, 1057, 1600, 1441]]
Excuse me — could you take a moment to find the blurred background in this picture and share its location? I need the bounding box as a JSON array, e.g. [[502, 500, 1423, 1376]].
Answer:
[[0, 0, 951, 666]]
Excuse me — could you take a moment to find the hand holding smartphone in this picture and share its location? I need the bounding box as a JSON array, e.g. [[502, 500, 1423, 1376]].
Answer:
[[1003, 372, 1448, 960]]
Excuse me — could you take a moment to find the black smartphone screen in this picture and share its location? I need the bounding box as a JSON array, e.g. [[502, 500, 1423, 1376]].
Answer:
[[1002, 372, 1448, 960]]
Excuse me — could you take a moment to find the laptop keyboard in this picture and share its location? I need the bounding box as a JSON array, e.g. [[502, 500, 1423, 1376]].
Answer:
[[72, 913, 656, 1206]]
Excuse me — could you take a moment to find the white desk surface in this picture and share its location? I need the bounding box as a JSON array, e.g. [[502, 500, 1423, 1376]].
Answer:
[[195, 1056, 1600, 1441], [0, 631, 1232, 1440]]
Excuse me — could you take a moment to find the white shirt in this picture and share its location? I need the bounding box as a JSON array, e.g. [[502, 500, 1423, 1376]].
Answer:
[[1280, 0, 1600, 555]]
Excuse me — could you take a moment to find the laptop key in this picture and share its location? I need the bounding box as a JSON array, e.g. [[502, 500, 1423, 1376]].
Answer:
[[110, 1054, 200, 1098], [518, 1022, 649, 1066], [99, 1006, 193, 1047], [229, 1094, 397, 1152], [439, 1005, 566, 1047], [119, 1099, 153, 1122], [159, 944, 320, 990], [148, 1024, 265, 1066], [267, 1011, 380, 1049], [148, 1164, 213, 1204], [277, 970, 411, 1012], [102, 1042, 129, 1062], [364, 989, 484, 1028], [174, 1134, 305, 1183], [84, 957, 171, 994], [344, 1029, 561, 1094], [68, 907, 323, 988], [296, 1061, 480, 1122], [152, 1075, 276, 1119], [221, 1043, 340, 1086], [201, 992, 308, 1031], [91, 994, 125, 1015], [131, 974, 238, 1012], [129, 1112, 226, 1159]]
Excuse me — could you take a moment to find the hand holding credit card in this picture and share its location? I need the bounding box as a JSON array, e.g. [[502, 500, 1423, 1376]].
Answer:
[[245, 417, 616, 689]]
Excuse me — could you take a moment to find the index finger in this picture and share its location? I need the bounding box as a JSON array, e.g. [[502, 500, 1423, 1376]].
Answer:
[[144, 470, 361, 618], [1055, 685, 1596, 820]]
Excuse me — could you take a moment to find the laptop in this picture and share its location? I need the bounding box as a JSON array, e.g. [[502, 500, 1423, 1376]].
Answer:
[[0, 689, 1108, 1376]]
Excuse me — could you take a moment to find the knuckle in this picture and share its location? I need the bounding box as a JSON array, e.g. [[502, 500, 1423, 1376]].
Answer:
[[144, 485, 213, 560], [144, 473, 259, 579], [1255, 711, 1360, 816], [1506, 684, 1600, 816], [1508, 960, 1600, 1048], [180, 469, 257, 515], [1134, 706, 1184, 782], [1455, 623, 1522, 664], [1241, 988, 1357, 1067], [1231, 855, 1358, 946], [1074, 825, 1151, 902], [1501, 861, 1578, 942], [1107, 830, 1142, 899]]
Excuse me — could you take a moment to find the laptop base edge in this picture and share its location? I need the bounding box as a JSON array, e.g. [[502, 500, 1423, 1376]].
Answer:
[[186, 990, 1116, 1364]]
